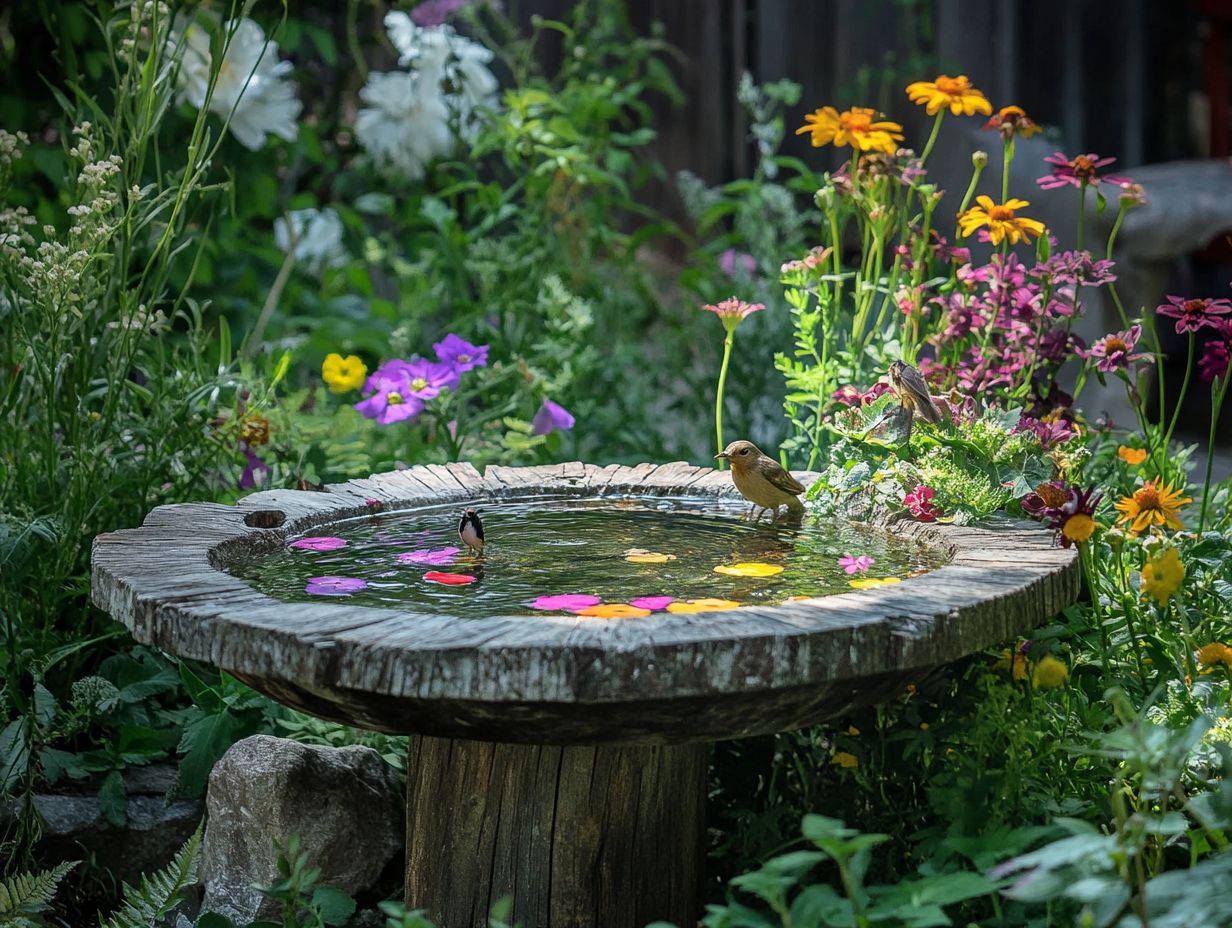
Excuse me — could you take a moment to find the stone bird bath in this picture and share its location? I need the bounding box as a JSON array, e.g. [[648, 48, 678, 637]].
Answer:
[[91, 461, 1078, 928]]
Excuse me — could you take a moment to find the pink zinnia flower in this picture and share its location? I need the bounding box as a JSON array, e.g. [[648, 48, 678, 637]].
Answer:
[[1200, 340, 1230, 383], [1081, 325, 1153, 373], [1014, 415, 1076, 449], [719, 249, 757, 278], [1157, 295, 1232, 334], [903, 485, 940, 522], [839, 554, 873, 574], [702, 296, 765, 334], [1037, 152, 1131, 189]]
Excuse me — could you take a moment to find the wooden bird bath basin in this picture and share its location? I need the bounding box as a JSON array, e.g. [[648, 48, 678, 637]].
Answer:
[[91, 461, 1078, 928]]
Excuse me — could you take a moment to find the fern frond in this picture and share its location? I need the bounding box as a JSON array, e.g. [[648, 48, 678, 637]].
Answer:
[[99, 824, 202, 928], [0, 860, 77, 928]]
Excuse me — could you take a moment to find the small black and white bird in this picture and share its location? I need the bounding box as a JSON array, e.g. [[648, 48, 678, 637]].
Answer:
[[458, 508, 485, 554]]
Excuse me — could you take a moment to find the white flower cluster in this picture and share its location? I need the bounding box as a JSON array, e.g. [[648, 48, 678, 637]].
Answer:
[[274, 208, 347, 276], [174, 17, 301, 151], [355, 12, 499, 180]]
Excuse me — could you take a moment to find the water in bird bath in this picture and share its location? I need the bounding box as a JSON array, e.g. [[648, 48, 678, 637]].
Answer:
[[225, 497, 947, 617]]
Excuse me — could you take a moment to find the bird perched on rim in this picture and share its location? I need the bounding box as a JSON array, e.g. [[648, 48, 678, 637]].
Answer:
[[715, 440, 806, 519], [888, 360, 943, 425], [458, 508, 485, 554]]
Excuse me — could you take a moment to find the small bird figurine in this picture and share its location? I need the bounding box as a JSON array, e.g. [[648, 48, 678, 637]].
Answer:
[[715, 440, 805, 519], [458, 508, 485, 554], [888, 360, 943, 425]]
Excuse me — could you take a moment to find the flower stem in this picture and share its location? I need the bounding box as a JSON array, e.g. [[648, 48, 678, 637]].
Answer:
[[919, 111, 945, 166], [957, 161, 985, 220], [1160, 331, 1195, 464], [1001, 137, 1014, 203], [1076, 180, 1087, 254], [715, 331, 734, 468], [1079, 542, 1112, 685], [1199, 372, 1231, 533]]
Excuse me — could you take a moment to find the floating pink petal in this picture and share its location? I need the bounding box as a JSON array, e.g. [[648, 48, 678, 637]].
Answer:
[[290, 536, 347, 551], [531, 594, 602, 611], [365, 498, 382, 507], [423, 571, 476, 585], [399, 547, 461, 566], [839, 555, 873, 574], [629, 596, 674, 611], [305, 576, 367, 596]]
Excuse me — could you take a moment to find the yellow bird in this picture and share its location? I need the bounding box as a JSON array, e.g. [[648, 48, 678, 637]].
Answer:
[[715, 440, 805, 519], [888, 360, 943, 425]]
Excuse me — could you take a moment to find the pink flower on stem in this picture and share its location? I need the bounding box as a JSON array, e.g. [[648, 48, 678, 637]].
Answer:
[[903, 485, 940, 522], [1081, 325, 1154, 374], [839, 555, 873, 574], [701, 296, 765, 335], [1157, 296, 1232, 334], [1037, 152, 1131, 189]]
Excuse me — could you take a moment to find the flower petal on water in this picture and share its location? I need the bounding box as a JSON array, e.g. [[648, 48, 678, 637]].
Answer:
[[423, 571, 476, 585], [531, 593, 602, 611], [290, 536, 348, 551], [574, 603, 653, 619], [304, 575, 367, 596], [624, 549, 676, 564], [665, 598, 742, 613], [848, 577, 903, 589], [713, 562, 784, 577], [629, 596, 674, 611], [399, 547, 461, 566]]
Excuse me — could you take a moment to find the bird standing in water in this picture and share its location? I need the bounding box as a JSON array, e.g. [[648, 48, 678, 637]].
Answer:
[[458, 508, 485, 554], [888, 360, 943, 424], [715, 440, 805, 519]]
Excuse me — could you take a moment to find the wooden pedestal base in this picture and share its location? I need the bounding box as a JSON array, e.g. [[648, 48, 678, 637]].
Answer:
[[405, 736, 707, 928]]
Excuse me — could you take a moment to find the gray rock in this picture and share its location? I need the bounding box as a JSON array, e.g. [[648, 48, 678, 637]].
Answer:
[[200, 735, 403, 925]]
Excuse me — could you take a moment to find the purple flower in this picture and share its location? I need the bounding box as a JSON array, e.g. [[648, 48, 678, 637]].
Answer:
[[1080, 325, 1154, 373], [239, 447, 269, 490], [433, 334, 489, 373], [410, 0, 467, 26], [355, 370, 425, 425], [1200, 340, 1230, 384], [532, 594, 601, 611], [839, 555, 873, 574], [398, 546, 461, 566], [1157, 296, 1232, 334], [629, 596, 674, 611], [532, 399, 575, 435], [719, 249, 757, 278], [1037, 152, 1131, 189], [1014, 415, 1076, 449], [305, 576, 367, 596], [290, 536, 348, 551]]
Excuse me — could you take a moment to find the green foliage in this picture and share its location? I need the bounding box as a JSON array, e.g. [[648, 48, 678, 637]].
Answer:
[[100, 825, 202, 928], [0, 861, 77, 928]]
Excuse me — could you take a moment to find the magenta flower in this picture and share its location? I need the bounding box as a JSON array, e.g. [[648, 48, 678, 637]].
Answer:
[[433, 334, 489, 373], [532, 399, 575, 436], [839, 555, 873, 574], [719, 249, 757, 278], [1037, 152, 1131, 189], [1200, 340, 1230, 383], [629, 595, 674, 611], [1081, 325, 1153, 373], [398, 547, 461, 566], [1157, 296, 1232, 334], [305, 576, 367, 596], [410, 0, 467, 26], [290, 536, 348, 551], [701, 296, 765, 334], [399, 357, 461, 398], [532, 594, 601, 611], [364, 498, 382, 507], [239, 447, 269, 490], [355, 370, 425, 425], [903, 485, 940, 522], [1014, 415, 1076, 450]]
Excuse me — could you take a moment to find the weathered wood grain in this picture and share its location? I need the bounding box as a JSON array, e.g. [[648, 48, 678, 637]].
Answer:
[[404, 736, 705, 928], [90, 462, 1080, 744]]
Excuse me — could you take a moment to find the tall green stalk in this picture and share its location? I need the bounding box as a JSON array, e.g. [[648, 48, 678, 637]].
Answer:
[[715, 331, 734, 467]]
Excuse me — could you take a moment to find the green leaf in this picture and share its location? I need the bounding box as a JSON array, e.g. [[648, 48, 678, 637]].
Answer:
[[175, 707, 245, 798], [98, 768, 128, 828], [0, 717, 30, 793], [311, 885, 357, 926], [0, 860, 78, 923], [100, 825, 202, 928], [33, 683, 57, 729]]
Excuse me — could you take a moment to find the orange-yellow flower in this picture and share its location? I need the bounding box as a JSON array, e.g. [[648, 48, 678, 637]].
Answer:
[[795, 106, 904, 154], [1114, 480, 1192, 534], [994, 648, 1028, 681], [1061, 513, 1096, 545], [1139, 547, 1184, 605], [1032, 655, 1069, 689], [831, 751, 859, 768], [1118, 446, 1148, 465], [984, 105, 1041, 140], [906, 75, 993, 116], [957, 196, 1045, 246], [1196, 642, 1232, 669]]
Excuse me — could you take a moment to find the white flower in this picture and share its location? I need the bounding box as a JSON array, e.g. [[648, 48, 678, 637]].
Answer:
[[273, 208, 347, 275], [355, 70, 452, 181], [384, 11, 498, 139], [176, 18, 301, 151]]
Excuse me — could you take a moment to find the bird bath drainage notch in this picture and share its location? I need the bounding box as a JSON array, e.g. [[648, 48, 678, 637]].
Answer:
[[91, 461, 1079, 928]]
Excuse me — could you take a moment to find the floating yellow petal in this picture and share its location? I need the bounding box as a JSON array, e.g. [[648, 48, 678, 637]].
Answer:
[[713, 562, 784, 577], [666, 598, 742, 613], [575, 603, 653, 619], [624, 548, 677, 564], [848, 577, 903, 589]]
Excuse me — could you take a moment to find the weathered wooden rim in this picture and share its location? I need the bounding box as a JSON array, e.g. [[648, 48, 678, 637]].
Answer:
[[91, 461, 1078, 714]]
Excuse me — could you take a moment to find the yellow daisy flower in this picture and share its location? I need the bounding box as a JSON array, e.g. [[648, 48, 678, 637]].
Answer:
[[795, 106, 904, 154], [1114, 480, 1192, 534], [1031, 655, 1069, 689], [322, 353, 367, 394], [906, 74, 993, 116], [1139, 547, 1184, 605], [957, 196, 1046, 246]]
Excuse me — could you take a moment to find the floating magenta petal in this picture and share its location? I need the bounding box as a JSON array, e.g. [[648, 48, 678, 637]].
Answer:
[[399, 547, 461, 566], [423, 571, 476, 585], [574, 603, 653, 619], [304, 576, 367, 596], [290, 536, 348, 551], [848, 577, 903, 589], [839, 554, 873, 574], [666, 598, 742, 613], [713, 562, 784, 577], [531, 594, 602, 611], [629, 596, 674, 611]]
